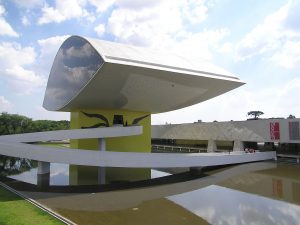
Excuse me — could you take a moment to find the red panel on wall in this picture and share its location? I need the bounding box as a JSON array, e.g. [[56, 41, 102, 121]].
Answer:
[[272, 178, 283, 198], [270, 122, 280, 140]]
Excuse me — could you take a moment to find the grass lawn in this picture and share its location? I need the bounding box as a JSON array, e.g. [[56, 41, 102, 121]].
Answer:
[[0, 186, 65, 225]]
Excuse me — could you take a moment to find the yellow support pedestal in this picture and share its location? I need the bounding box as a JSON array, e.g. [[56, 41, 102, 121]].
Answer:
[[69, 109, 151, 184]]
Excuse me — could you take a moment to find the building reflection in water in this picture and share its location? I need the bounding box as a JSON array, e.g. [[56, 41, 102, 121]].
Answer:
[[0, 155, 37, 177], [69, 165, 151, 185], [169, 164, 300, 225], [2, 159, 300, 225], [218, 164, 300, 205]]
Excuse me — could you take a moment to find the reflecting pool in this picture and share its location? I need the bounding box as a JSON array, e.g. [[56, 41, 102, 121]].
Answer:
[[1, 156, 300, 225]]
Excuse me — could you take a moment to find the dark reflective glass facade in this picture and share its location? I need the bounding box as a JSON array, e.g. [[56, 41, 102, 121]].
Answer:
[[43, 36, 104, 110]]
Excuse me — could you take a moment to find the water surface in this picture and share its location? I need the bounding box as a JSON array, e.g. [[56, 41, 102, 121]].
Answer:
[[1, 157, 300, 225]]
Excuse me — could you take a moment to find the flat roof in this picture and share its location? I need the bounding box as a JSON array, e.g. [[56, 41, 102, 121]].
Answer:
[[88, 37, 239, 80]]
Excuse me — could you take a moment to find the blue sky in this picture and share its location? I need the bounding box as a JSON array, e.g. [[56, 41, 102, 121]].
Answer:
[[0, 0, 300, 123]]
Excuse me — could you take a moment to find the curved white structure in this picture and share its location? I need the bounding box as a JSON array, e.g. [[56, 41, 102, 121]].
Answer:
[[1, 37, 265, 171], [0, 126, 142, 143], [0, 143, 276, 168], [43, 36, 244, 112], [0, 128, 276, 168]]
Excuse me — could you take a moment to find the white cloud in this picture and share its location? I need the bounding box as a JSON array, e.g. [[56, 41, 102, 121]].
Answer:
[[195, 206, 216, 222], [99, 0, 230, 62], [181, 0, 208, 24], [102, 0, 223, 61], [37, 35, 69, 73], [274, 204, 300, 225], [36, 0, 222, 62], [0, 96, 13, 112], [4, 66, 46, 95], [107, 1, 184, 46], [0, 5, 19, 37], [0, 42, 36, 68], [219, 42, 233, 54], [236, 0, 300, 67], [88, 0, 115, 12], [0, 42, 45, 94], [11, 0, 44, 9], [38, 35, 69, 57], [34, 106, 69, 120], [38, 0, 90, 24], [38, 35, 68, 47], [5, 65, 45, 86], [22, 16, 30, 26], [240, 204, 276, 225], [37, 0, 114, 24], [2, 65, 46, 95], [167, 28, 230, 60], [270, 41, 300, 68], [0, 5, 4, 15], [94, 23, 105, 37], [65, 42, 95, 58]]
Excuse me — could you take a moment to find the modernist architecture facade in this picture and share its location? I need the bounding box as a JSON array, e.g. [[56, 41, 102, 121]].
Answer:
[[43, 35, 246, 151], [152, 118, 300, 153], [42, 35, 247, 182], [0, 36, 277, 185]]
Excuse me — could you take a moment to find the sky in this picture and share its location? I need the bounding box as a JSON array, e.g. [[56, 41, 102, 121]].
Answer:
[[0, 0, 300, 124]]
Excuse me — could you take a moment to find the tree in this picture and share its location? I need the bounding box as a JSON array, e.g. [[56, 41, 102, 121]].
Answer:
[[0, 112, 32, 135], [287, 114, 296, 119], [247, 111, 264, 120], [0, 112, 70, 135]]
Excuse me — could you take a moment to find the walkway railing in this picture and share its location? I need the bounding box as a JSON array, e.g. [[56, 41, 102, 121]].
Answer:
[[152, 144, 207, 153]]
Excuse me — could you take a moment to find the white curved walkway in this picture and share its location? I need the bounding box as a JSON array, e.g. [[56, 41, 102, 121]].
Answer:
[[0, 126, 142, 143], [0, 127, 276, 168]]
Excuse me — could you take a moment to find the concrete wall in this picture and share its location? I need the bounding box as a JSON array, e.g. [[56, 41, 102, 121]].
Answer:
[[152, 118, 300, 144], [231, 118, 300, 143]]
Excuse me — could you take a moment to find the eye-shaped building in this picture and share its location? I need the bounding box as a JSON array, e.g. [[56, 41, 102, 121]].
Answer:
[[43, 35, 244, 113], [43, 35, 245, 179]]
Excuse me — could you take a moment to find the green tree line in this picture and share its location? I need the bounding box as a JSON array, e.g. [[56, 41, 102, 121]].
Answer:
[[0, 112, 70, 135]]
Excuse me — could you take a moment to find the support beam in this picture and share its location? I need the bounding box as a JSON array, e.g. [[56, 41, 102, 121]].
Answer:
[[37, 161, 50, 174], [98, 138, 106, 184], [98, 138, 106, 151], [37, 161, 50, 190], [207, 139, 217, 152], [233, 140, 244, 152]]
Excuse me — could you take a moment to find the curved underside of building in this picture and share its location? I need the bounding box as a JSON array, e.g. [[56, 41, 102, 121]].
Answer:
[[43, 35, 245, 113]]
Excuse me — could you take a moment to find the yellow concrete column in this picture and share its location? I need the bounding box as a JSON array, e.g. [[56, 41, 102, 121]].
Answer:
[[69, 109, 151, 184]]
